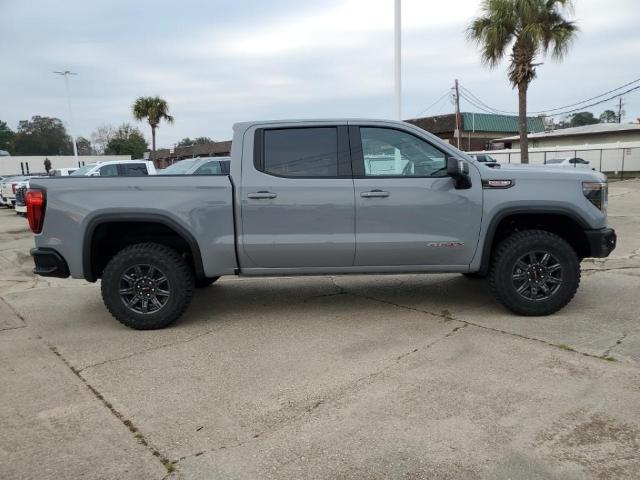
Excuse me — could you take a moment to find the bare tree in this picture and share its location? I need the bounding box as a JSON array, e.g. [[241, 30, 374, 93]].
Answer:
[[91, 124, 116, 155]]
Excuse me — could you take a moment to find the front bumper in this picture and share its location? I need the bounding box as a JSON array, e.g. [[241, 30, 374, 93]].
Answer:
[[31, 248, 70, 278], [584, 228, 617, 258]]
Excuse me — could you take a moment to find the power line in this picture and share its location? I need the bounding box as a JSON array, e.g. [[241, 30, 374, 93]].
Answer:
[[459, 77, 640, 117], [532, 77, 640, 114], [546, 84, 640, 117], [411, 90, 453, 118]]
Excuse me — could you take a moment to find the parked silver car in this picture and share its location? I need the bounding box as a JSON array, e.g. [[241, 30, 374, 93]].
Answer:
[[158, 157, 230, 175]]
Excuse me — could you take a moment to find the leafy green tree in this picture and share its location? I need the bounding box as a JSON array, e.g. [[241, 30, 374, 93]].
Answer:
[[13, 116, 73, 155], [76, 136, 93, 155], [132, 96, 174, 151], [0, 120, 15, 153], [468, 0, 578, 163], [599, 109, 619, 123], [104, 124, 148, 159], [176, 136, 214, 148], [569, 111, 598, 127]]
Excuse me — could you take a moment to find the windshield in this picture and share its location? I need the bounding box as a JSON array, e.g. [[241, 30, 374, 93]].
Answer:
[[158, 159, 199, 175], [71, 164, 97, 176]]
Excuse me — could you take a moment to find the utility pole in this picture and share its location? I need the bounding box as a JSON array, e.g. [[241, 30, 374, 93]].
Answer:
[[454, 79, 461, 149], [393, 0, 402, 120], [618, 97, 623, 123], [53, 70, 79, 160]]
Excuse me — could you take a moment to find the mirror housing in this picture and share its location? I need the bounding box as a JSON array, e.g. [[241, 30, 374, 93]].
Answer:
[[446, 157, 471, 189]]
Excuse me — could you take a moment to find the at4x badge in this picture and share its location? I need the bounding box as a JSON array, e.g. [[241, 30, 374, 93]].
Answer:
[[426, 241, 465, 248]]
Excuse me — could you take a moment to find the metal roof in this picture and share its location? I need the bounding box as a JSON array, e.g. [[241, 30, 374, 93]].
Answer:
[[462, 112, 545, 134], [496, 122, 640, 141]]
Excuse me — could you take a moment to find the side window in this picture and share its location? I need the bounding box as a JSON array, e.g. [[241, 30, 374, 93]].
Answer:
[[119, 163, 148, 176], [261, 127, 338, 177], [99, 164, 118, 176], [360, 127, 447, 177], [194, 161, 222, 175]]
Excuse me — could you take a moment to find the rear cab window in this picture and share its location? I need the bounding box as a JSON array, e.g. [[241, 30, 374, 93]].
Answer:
[[255, 127, 350, 178]]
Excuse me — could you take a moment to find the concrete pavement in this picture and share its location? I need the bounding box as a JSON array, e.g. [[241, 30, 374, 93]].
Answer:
[[1, 180, 639, 479]]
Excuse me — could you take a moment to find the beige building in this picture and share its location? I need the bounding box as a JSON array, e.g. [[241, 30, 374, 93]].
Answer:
[[496, 123, 640, 149], [0, 155, 131, 176]]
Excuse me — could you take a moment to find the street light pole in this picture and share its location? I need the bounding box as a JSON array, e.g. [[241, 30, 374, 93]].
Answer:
[[394, 0, 401, 120], [53, 70, 78, 160]]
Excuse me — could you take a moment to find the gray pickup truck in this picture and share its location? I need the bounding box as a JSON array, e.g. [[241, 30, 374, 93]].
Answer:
[[27, 119, 616, 329]]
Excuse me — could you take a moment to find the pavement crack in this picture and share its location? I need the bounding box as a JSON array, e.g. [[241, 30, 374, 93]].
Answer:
[[333, 283, 619, 363], [78, 326, 225, 372], [0, 294, 27, 326], [173, 321, 470, 468], [602, 333, 628, 359], [40, 338, 175, 473]]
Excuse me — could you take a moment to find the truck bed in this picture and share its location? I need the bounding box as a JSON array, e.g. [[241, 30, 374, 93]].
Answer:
[[30, 175, 237, 278]]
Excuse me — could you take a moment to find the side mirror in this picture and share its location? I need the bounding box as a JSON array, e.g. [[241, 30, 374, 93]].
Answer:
[[446, 157, 471, 189]]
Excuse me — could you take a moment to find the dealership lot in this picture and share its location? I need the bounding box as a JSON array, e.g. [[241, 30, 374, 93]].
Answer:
[[1, 180, 640, 479]]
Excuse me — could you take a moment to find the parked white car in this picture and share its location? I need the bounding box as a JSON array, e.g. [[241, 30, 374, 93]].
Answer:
[[545, 157, 596, 170], [158, 157, 230, 175], [71, 160, 157, 176], [50, 167, 78, 176], [470, 154, 498, 163], [0, 175, 29, 208]]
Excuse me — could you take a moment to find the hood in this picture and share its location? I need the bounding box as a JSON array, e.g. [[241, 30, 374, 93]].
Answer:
[[479, 162, 607, 182]]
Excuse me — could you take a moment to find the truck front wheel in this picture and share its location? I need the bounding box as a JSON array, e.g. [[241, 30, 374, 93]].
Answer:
[[101, 243, 195, 330], [489, 230, 580, 316]]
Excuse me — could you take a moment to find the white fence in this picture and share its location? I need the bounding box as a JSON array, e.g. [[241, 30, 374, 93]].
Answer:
[[469, 141, 640, 177], [0, 155, 132, 176]]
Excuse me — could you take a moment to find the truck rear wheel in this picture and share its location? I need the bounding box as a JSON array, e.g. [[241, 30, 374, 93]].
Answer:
[[101, 243, 195, 330], [489, 230, 580, 316]]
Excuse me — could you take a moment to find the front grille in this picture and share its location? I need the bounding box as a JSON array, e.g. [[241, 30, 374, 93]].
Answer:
[[15, 186, 27, 206]]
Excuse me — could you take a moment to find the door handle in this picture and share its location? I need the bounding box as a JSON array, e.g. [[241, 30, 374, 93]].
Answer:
[[360, 189, 390, 198], [247, 191, 277, 199]]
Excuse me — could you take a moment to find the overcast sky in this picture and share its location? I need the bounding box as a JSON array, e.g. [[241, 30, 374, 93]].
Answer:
[[1, 0, 638, 148]]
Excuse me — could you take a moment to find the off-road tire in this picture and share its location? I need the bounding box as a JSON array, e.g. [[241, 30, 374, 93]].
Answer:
[[489, 230, 580, 316], [195, 276, 220, 288], [101, 243, 195, 330]]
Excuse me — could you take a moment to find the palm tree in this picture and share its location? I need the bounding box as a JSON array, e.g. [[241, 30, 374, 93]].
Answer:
[[468, 0, 578, 163], [132, 96, 174, 151]]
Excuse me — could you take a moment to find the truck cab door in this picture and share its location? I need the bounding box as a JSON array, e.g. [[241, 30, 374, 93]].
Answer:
[[350, 125, 482, 268], [239, 125, 355, 270]]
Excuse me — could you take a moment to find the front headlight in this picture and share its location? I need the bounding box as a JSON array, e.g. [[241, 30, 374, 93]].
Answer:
[[582, 182, 608, 214]]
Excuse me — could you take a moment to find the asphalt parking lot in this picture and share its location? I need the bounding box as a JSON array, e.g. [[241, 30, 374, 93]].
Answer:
[[1, 180, 640, 480]]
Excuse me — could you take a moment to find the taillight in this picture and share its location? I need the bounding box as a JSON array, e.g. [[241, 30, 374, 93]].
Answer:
[[12, 183, 17, 194], [25, 189, 46, 233]]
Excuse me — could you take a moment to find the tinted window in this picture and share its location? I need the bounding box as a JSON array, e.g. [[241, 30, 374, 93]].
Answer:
[[194, 161, 222, 175], [360, 127, 446, 177], [262, 128, 338, 177], [99, 164, 118, 176], [119, 163, 148, 176]]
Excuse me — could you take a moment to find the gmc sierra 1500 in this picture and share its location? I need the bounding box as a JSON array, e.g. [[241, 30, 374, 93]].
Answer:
[[27, 119, 616, 329]]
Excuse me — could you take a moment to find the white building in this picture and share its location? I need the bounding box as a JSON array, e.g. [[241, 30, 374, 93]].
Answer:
[[495, 123, 640, 149]]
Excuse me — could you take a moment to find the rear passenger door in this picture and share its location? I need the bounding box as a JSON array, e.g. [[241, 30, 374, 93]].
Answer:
[[240, 125, 355, 269]]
